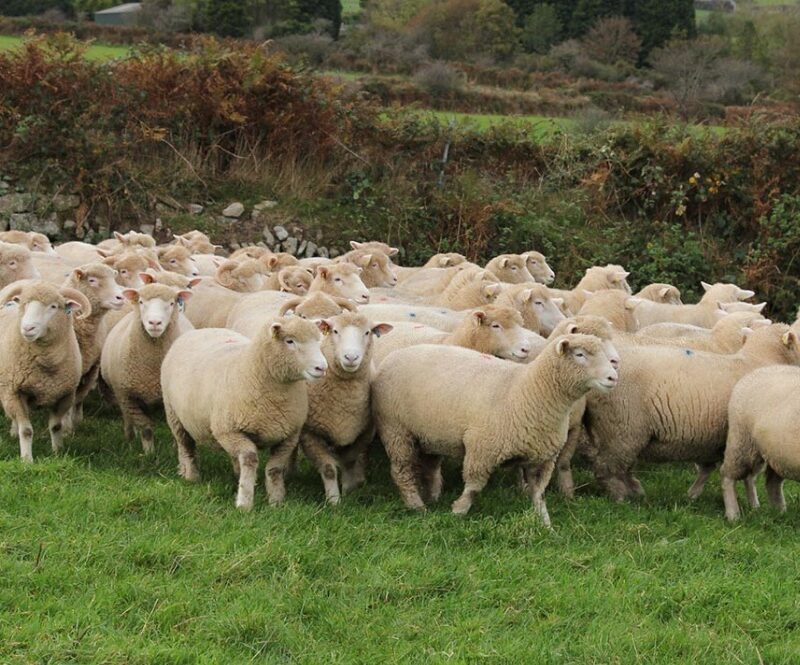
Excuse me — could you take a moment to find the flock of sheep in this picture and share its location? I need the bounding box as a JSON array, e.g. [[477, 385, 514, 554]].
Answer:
[[1, 228, 798, 526]]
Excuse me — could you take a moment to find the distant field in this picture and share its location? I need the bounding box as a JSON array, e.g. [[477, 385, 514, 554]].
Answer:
[[342, 0, 362, 17], [0, 34, 129, 60], [420, 110, 574, 137]]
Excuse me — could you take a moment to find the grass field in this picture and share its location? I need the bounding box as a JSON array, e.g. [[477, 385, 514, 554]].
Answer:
[[2, 395, 800, 663], [0, 34, 129, 60]]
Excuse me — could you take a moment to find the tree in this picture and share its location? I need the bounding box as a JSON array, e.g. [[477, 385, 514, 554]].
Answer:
[[520, 3, 562, 54], [569, 0, 622, 37], [408, 0, 519, 62], [296, 0, 343, 37], [625, 0, 696, 57], [205, 0, 249, 37], [0, 0, 75, 15], [583, 16, 641, 65]]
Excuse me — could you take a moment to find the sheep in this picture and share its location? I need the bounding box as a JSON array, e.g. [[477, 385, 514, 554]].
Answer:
[[100, 284, 192, 454], [577, 290, 642, 332], [214, 259, 267, 292], [349, 240, 399, 258], [338, 250, 398, 288], [395, 257, 471, 285], [61, 263, 125, 430], [357, 304, 464, 331], [394, 265, 475, 296], [0, 242, 39, 288], [301, 311, 393, 503], [584, 324, 800, 503], [522, 251, 555, 285], [635, 283, 682, 305], [424, 253, 466, 268], [549, 264, 631, 314], [0, 281, 90, 462], [278, 292, 357, 320], [102, 251, 158, 288], [156, 245, 199, 277], [226, 279, 365, 338], [182, 279, 247, 328], [0, 230, 56, 255], [230, 245, 273, 261], [428, 266, 502, 310], [97, 230, 156, 253], [636, 322, 711, 339], [531, 315, 618, 499], [370, 305, 533, 367], [173, 231, 220, 255], [191, 254, 225, 276], [484, 254, 535, 284], [160, 316, 328, 510], [492, 284, 565, 336], [309, 263, 370, 304], [261, 252, 299, 274], [264, 265, 314, 294], [720, 365, 800, 521], [104, 271, 199, 333], [372, 333, 619, 524], [633, 281, 754, 328], [55, 241, 109, 265]]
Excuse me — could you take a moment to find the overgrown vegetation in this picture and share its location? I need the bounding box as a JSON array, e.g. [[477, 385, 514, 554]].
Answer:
[[1, 35, 799, 320]]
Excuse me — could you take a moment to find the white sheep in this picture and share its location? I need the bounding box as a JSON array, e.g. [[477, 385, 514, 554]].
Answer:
[[156, 245, 200, 277], [100, 283, 193, 454], [301, 311, 393, 503], [522, 251, 555, 285], [484, 254, 535, 284], [635, 283, 682, 305], [173, 231, 220, 255], [720, 364, 800, 520], [577, 290, 642, 332], [371, 305, 533, 366], [0, 242, 40, 287], [278, 292, 357, 320], [213, 259, 268, 292], [632, 281, 755, 328], [584, 324, 800, 502], [337, 249, 398, 288], [372, 333, 619, 524], [0, 281, 90, 461], [0, 230, 57, 255], [161, 316, 328, 510], [549, 264, 631, 314]]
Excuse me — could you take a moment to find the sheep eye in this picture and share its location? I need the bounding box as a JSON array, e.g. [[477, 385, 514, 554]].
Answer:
[[9, 261, 16, 269], [333, 330, 339, 335], [50, 304, 58, 310], [285, 338, 295, 346], [170, 259, 177, 264], [372, 263, 378, 268], [139, 299, 144, 305], [575, 351, 586, 358], [365, 330, 370, 336], [334, 278, 342, 283], [535, 301, 544, 306], [491, 323, 502, 330], [511, 266, 517, 271]]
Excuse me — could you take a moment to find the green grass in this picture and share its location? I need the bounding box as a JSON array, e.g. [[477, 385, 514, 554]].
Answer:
[[398, 110, 576, 141], [341, 0, 362, 17], [2, 395, 800, 663], [0, 34, 130, 60]]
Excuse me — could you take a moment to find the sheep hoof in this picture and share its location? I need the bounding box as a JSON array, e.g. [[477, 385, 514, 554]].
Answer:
[[451, 500, 471, 516], [326, 494, 341, 506], [235, 500, 254, 512]]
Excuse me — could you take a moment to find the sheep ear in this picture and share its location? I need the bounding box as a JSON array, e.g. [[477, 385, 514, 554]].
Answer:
[[188, 277, 202, 288], [387, 246, 399, 257], [782, 330, 798, 349], [473, 310, 487, 325], [752, 302, 767, 313], [441, 257, 453, 267], [354, 253, 371, 268], [114, 231, 125, 242], [556, 337, 570, 356], [123, 289, 139, 302], [139, 272, 155, 285], [2, 283, 24, 306], [484, 283, 502, 299], [754, 318, 771, 327], [741, 327, 754, 343], [520, 288, 533, 303], [701, 281, 713, 292], [552, 297, 564, 307], [350, 241, 363, 250], [318, 266, 330, 279], [317, 319, 333, 335], [333, 296, 357, 312], [146, 257, 160, 270], [270, 322, 283, 339], [176, 290, 192, 305], [582, 290, 593, 298], [372, 323, 393, 337], [624, 297, 643, 310], [102, 256, 117, 266], [739, 288, 755, 300], [500, 258, 509, 268], [566, 324, 578, 334], [96, 248, 111, 258], [659, 287, 670, 299], [73, 268, 86, 280]]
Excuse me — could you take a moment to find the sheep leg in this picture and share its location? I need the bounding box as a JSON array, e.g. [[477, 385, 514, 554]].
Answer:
[[119, 396, 155, 455], [556, 426, 582, 499], [72, 365, 99, 428], [687, 463, 717, 500], [301, 431, 341, 505], [9, 418, 17, 439], [382, 426, 425, 510], [168, 411, 200, 482], [215, 432, 260, 510], [744, 475, 760, 509], [721, 475, 741, 521], [624, 473, 645, 498], [419, 453, 443, 504], [3, 394, 33, 462], [765, 466, 786, 513], [48, 394, 74, 454], [265, 434, 299, 507], [340, 427, 373, 495], [524, 460, 556, 528], [452, 451, 492, 515]]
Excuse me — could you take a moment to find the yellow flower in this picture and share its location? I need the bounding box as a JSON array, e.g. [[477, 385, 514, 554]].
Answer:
[[688, 176, 697, 185]]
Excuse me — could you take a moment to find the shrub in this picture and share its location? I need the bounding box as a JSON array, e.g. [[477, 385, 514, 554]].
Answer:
[[274, 32, 334, 66], [412, 61, 465, 97], [205, 0, 250, 37]]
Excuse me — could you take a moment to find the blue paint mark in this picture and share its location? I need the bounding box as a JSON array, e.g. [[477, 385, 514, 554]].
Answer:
[[684, 349, 694, 356], [409, 312, 416, 317]]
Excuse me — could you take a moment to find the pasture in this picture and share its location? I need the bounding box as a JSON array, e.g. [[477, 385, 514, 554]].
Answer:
[[1, 395, 799, 663], [0, 34, 129, 60]]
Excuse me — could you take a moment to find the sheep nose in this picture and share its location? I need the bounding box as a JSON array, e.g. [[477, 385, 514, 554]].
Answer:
[[148, 319, 162, 327], [359, 294, 370, 303], [315, 364, 326, 374], [23, 324, 37, 333], [610, 357, 620, 369], [344, 353, 360, 363]]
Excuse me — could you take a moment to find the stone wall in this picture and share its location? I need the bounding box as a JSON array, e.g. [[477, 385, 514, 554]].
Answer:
[[0, 174, 341, 257]]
